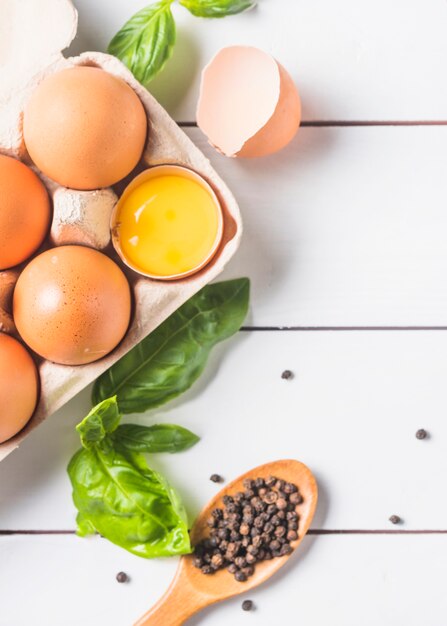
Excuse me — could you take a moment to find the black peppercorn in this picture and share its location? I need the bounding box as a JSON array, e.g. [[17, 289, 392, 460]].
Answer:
[[116, 572, 128, 583], [211, 508, 223, 519], [274, 525, 286, 538], [193, 555, 203, 568], [227, 563, 237, 574], [281, 370, 293, 380], [264, 522, 275, 533], [269, 539, 281, 551], [280, 544, 293, 556], [284, 482, 297, 494], [416, 429, 428, 440], [389, 515, 401, 525], [242, 600, 254, 611], [211, 553, 224, 569], [263, 491, 278, 504], [210, 474, 224, 483], [234, 570, 247, 582], [265, 476, 276, 487], [276, 498, 288, 510], [201, 565, 213, 575], [235, 556, 247, 569], [289, 492, 303, 505], [287, 530, 298, 542]]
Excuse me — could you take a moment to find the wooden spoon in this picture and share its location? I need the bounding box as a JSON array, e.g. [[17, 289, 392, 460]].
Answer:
[[135, 459, 318, 626]]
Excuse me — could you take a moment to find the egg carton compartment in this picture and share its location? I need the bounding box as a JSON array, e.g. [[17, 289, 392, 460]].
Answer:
[[0, 0, 242, 461]]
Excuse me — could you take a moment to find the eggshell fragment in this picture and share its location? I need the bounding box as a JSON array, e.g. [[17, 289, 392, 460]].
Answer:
[[51, 187, 117, 249], [0, 333, 39, 444], [197, 46, 301, 158]]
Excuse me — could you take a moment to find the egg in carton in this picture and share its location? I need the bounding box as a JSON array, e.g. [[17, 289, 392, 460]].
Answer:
[[0, 0, 242, 462]]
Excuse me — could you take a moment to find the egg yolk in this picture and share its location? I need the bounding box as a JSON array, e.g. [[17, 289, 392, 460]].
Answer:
[[116, 174, 221, 278]]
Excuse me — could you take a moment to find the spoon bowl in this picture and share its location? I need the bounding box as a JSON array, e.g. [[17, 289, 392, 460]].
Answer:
[[135, 459, 318, 626]]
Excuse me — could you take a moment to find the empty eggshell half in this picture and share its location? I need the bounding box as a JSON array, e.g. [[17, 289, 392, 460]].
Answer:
[[197, 46, 301, 158]]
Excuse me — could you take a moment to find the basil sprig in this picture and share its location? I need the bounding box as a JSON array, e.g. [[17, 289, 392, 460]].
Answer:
[[109, 0, 257, 85], [92, 278, 250, 413], [69, 278, 249, 559], [68, 397, 198, 558], [179, 0, 256, 18], [108, 0, 176, 86]]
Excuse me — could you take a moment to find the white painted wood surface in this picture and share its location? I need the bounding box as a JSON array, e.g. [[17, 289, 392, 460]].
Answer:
[[2, 1, 447, 625], [1, 331, 446, 530], [2, 534, 447, 626], [68, 0, 447, 122], [190, 126, 447, 327]]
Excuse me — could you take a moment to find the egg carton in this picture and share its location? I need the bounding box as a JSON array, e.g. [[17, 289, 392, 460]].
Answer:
[[0, 0, 242, 461]]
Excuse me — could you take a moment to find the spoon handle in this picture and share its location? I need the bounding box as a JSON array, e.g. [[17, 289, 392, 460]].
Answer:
[[134, 569, 204, 626]]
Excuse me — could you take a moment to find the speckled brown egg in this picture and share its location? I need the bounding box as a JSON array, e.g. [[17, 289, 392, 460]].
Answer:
[[13, 245, 131, 365], [0, 333, 39, 443], [23, 66, 147, 190], [0, 155, 50, 270]]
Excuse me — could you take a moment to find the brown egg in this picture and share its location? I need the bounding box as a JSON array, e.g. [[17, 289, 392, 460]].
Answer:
[[23, 66, 148, 190], [13, 245, 131, 365], [0, 155, 51, 270], [0, 333, 39, 443]]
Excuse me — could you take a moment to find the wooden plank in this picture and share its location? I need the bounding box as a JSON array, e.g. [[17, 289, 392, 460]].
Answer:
[[1, 533, 447, 625], [186, 126, 447, 327], [1, 331, 446, 530], [68, 0, 447, 122]]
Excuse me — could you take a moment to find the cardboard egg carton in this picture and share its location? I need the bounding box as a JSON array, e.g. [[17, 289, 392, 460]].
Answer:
[[0, 0, 242, 461]]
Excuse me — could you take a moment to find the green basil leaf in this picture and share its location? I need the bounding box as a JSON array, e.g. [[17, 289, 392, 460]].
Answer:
[[113, 424, 200, 453], [179, 0, 256, 17], [67, 443, 191, 558], [76, 397, 121, 449], [92, 278, 250, 413], [108, 0, 176, 86]]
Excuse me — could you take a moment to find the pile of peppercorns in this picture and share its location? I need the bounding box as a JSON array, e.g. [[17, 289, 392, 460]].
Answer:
[[193, 476, 303, 582]]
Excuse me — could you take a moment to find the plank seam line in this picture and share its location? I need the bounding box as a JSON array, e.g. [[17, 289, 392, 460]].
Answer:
[[178, 120, 447, 128], [240, 326, 447, 332], [2, 529, 447, 536]]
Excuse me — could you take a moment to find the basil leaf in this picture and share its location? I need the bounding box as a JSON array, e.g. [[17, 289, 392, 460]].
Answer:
[[114, 424, 200, 453], [92, 278, 250, 414], [179, 0, 256, 17], [108, 0, 176, 86], [76, 396, 120, 449], [68, 444, 191, 558]]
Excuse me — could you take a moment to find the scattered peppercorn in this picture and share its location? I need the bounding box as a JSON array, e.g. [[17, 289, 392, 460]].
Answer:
[[281, 370, 293, 380], [242, 599, 254, 611], [389, 515, 401, 525], [210, 474, 224, 483], [415, 429, 427, 440], [193, 475, 303, 582], [116, 572, 128, 583]]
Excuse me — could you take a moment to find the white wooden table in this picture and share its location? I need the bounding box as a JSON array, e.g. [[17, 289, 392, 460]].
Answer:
[[2, 1, 447, 624]]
